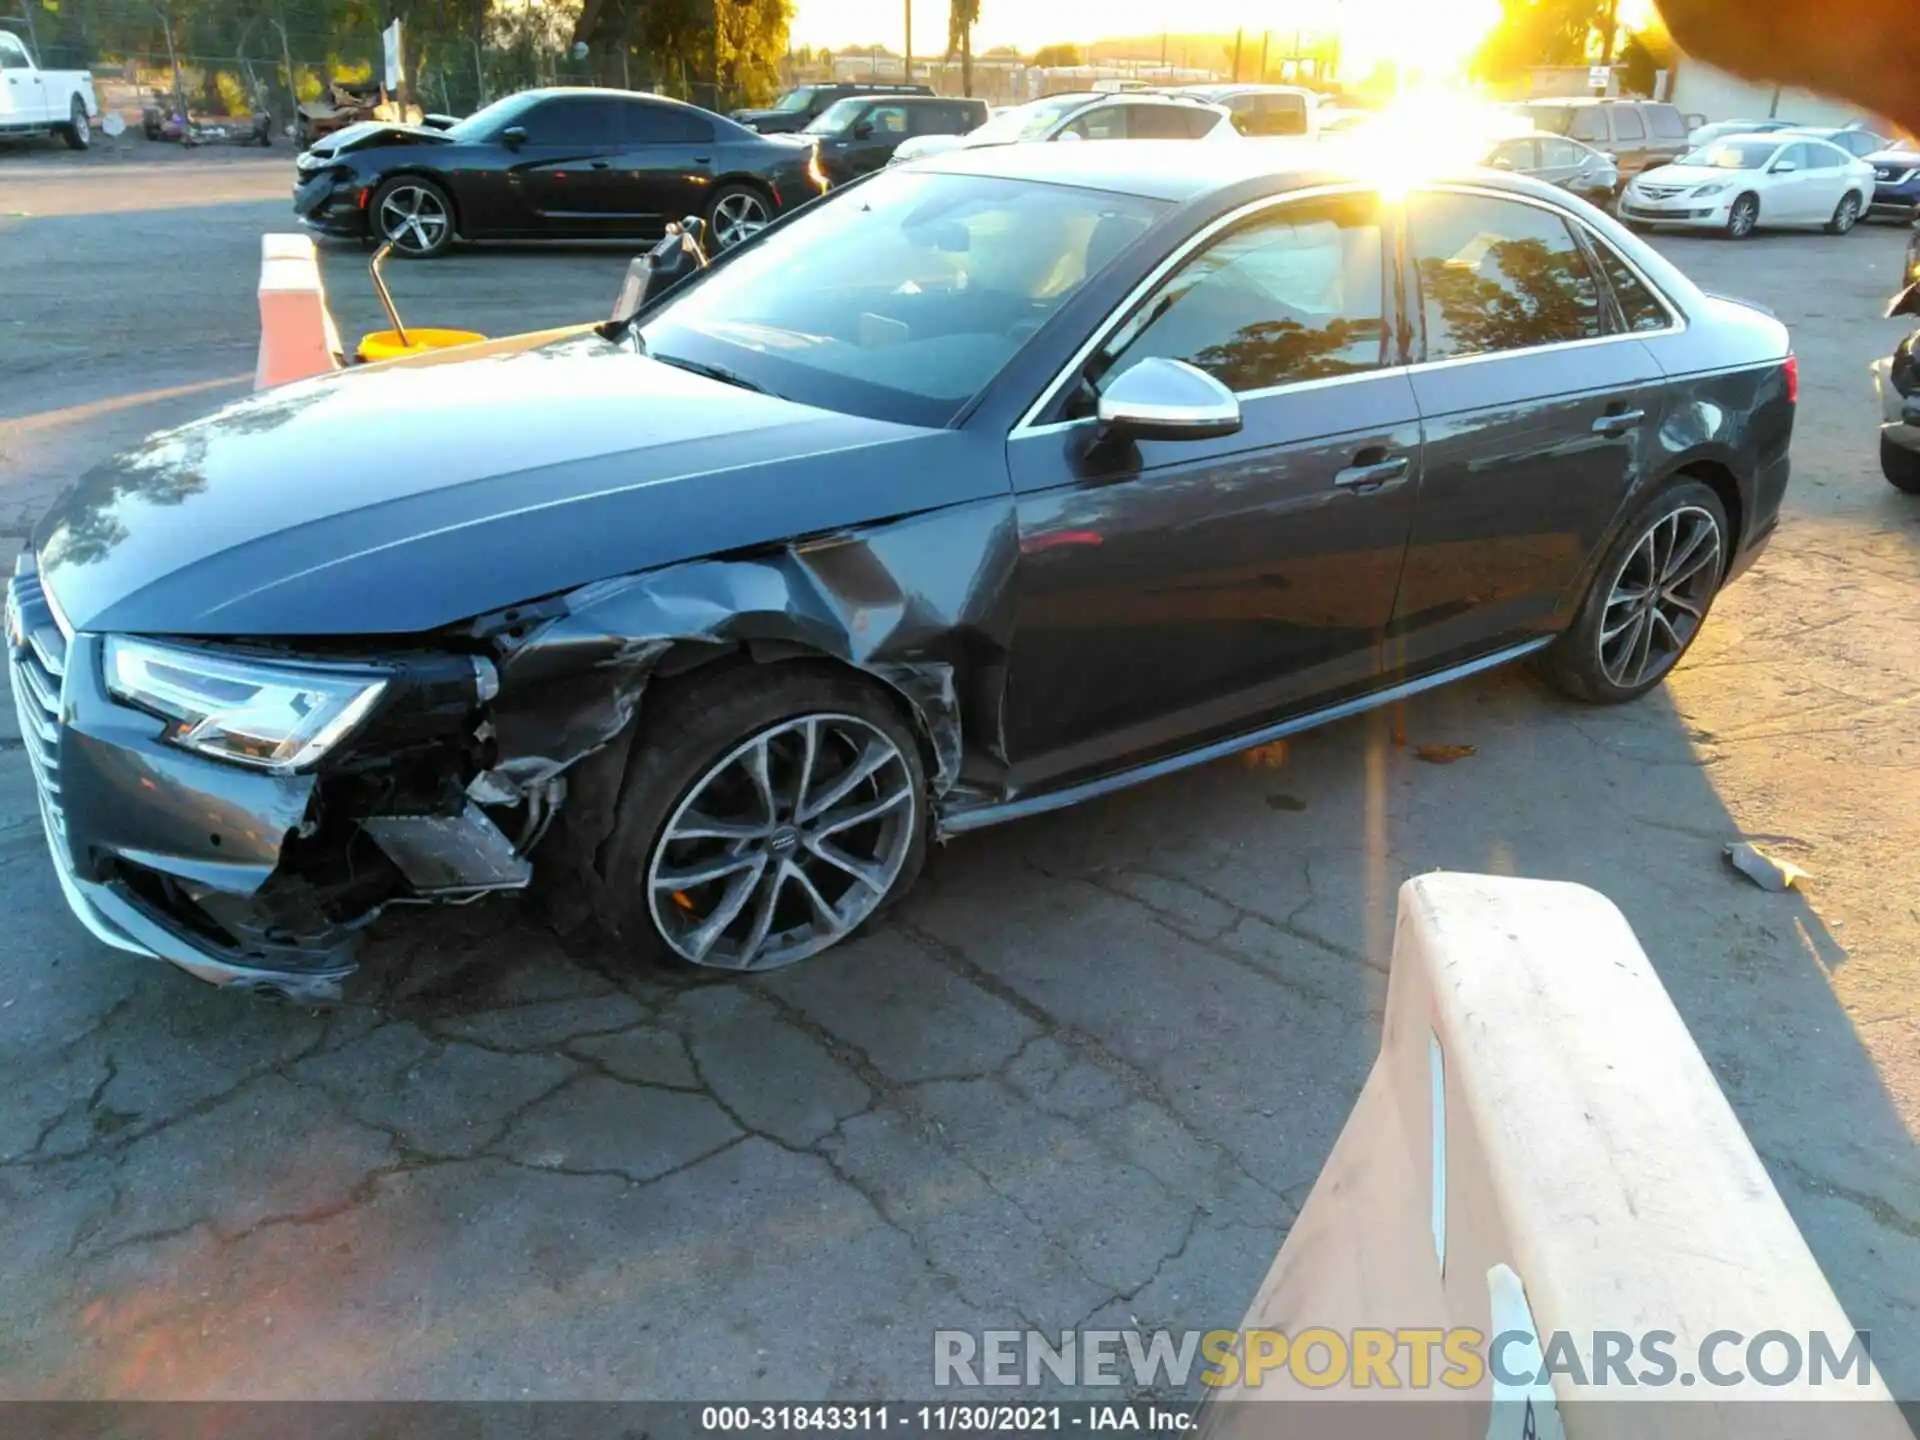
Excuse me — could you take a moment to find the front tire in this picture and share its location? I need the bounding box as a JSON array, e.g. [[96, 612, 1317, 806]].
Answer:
[[1827, 191, 1863, 235], [707, 183, 773, 250], [370, 175, 455, 258], [1541, 480, 1730, 704], [61, 99, 91, 151], [1880, 433, 1920, 493], [595, 663, 929, 975], [1725, 192, 1759, 239]]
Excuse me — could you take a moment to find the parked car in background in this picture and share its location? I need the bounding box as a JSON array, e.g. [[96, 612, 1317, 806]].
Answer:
[[1686, 117, 1800, 147], [1485, 131, 1619, 202], [804, 93, 986, 183], [12, 144, 1795, 999], [890, 92, 1232, 164], [1618, 133, 1874, 236], [1872, 229, 1920, 493], [293, 87, 825, 257], [731, 81, 932, 134], [1866, 142, 1920, 220], [1518, 98, 1690, 178], [1159, 83, 1319, 137], [1777, 125, 1888, 159], [0, 29, 100, 149]]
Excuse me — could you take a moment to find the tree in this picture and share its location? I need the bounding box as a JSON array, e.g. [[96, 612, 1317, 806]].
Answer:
[[1471, 0, 1607, 83], [1029, 42, 1080, 68], [946, 0, 976, 94], [1617, 19, 1675, 97]]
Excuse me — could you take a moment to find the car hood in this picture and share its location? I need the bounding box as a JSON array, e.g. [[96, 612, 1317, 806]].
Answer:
[[307, 120, 451, 158], [1867, 149, 1920, 167], [33, 336, 959, 638], [1632, 164, 1758, 186]]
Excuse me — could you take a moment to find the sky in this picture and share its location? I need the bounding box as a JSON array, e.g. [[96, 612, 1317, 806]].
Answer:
[[788, 0, 1656, 79]]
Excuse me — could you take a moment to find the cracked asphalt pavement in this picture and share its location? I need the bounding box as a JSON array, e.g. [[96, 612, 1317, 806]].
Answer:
[[1, 146, 1917, 1400]]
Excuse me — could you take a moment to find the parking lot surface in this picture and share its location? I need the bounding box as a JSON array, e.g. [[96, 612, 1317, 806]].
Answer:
[[2, 149, 1918, 1400]]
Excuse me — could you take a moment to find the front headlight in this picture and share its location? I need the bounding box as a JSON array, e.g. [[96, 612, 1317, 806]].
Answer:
[[105, 638, 388, 772], [1692, 182, 1729, 197]]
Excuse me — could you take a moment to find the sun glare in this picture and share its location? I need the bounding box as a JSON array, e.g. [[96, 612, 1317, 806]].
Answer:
[[1330, 0, 1507, 81]]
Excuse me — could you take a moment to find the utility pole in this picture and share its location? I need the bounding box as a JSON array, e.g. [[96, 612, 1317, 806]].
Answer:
[[1231, 27, 1242, 83], [1259, 30, 1268, 83], [270, 13, 297, 132], [903, 0, 911, 81], [1599, 0, 1619, 64]]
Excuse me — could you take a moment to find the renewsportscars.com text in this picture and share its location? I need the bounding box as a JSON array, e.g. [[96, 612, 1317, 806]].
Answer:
[[934, 1328, 1876, 1390]]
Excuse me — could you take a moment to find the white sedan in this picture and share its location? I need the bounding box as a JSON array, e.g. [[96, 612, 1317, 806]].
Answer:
[[1618, 133, 1875, 237], [890, 92, 1235, 165]]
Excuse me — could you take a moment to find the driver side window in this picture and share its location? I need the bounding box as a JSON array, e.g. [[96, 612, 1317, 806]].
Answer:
[[1097, 194, 1389, 396]]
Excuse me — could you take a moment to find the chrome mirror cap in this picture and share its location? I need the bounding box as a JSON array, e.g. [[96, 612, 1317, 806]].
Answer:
[[1096, 357, 1243, 442]]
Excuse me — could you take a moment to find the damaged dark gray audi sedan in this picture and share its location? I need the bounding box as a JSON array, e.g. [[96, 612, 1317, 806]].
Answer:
[[9, 144, 1795, 1002]]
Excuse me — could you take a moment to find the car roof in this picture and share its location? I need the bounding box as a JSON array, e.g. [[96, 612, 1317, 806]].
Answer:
[[914, 137, 1557, 203]]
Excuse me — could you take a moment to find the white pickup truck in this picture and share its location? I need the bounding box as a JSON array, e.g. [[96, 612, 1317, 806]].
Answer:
[[0, 29, 100, 148]]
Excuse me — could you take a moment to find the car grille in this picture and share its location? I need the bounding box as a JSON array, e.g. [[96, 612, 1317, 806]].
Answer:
[[6, 570, 69, 843], [1876, 166, 1914, 183], [1635, 183, 1689, 200]]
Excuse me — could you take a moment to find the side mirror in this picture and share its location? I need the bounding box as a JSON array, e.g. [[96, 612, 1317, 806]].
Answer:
[[1096, 357, 1242, 442], [1491, 156, 1515, 170], [501, 125, 527, 150], [1772, 160, 1797, 173], [852, 120, 874, 139]]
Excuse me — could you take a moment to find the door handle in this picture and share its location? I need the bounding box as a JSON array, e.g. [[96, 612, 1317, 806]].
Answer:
[[691, 154, 711, 163], [1333, 455, 1410, 492], [1591, 407, 1647, 436], [589, 159, 610, 169]]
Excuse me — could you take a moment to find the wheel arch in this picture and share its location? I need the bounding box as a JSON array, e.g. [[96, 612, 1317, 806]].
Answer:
[[368, 168, 466, 239]]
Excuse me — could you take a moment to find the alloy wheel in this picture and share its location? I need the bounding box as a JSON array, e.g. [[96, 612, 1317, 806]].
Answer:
[[378, 184, 449, 254], [1595, 505, 1723, 690], [645, 713, 917, 971], [73, 108, 90, 146], [1728, 196, 1757, 238], [711, 191, 771, 248], [1834, 195, 1861, 234]]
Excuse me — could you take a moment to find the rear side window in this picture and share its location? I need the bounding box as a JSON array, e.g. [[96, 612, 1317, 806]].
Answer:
[[1408, 191, 1604, 359], [1250, 93, 1310, 137], [1541, 138, 1581, 166], [1611, 107, 1646, 141], [1127, 103, 1203, 140], [1060, 105, 1129, 141], [1585, 233, 1672, 333], [1647, 105, 1687, 140], [1101, 193, 1388, 393], [624, 102, 712, 144]]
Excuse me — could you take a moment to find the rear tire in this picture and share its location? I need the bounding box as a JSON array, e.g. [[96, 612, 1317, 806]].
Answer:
[[1826, 191, 1862, 235], [707, 183, 773, 250], [1540, 479, 1730, 704], [592, 663, 930, 976], [61, 99, 90, 151], [1880, 433, 1920, 493]]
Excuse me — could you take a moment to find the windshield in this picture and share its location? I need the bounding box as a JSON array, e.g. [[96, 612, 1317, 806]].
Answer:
[[638, 169, 1167, 427], [773, 87, 818, 113], [968, 95, 1092, 144], [804, 98, 869, 135], [445, 91, 539, 142], [1678, 140, 1780, 169]]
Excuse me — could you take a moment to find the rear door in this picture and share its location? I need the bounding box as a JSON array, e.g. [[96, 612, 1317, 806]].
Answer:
[[1392, 186, 1668, 676], [1771, 142, 1823, 221], [1797, 138, 1854, 220], [0, 33, 45, 124], [598, 98, 715, 231]]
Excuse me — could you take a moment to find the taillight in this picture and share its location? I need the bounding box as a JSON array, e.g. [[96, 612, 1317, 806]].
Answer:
[[1783, 354, 1798, 404]]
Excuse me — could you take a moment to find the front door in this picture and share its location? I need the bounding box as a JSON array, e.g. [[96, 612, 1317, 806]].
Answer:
[[1389, 187, 1668, 677], [839, 102, 910, 177], [1003, 190, 1422, 789], [0, 33, 45, 124], [508, 94, 623, 234]]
